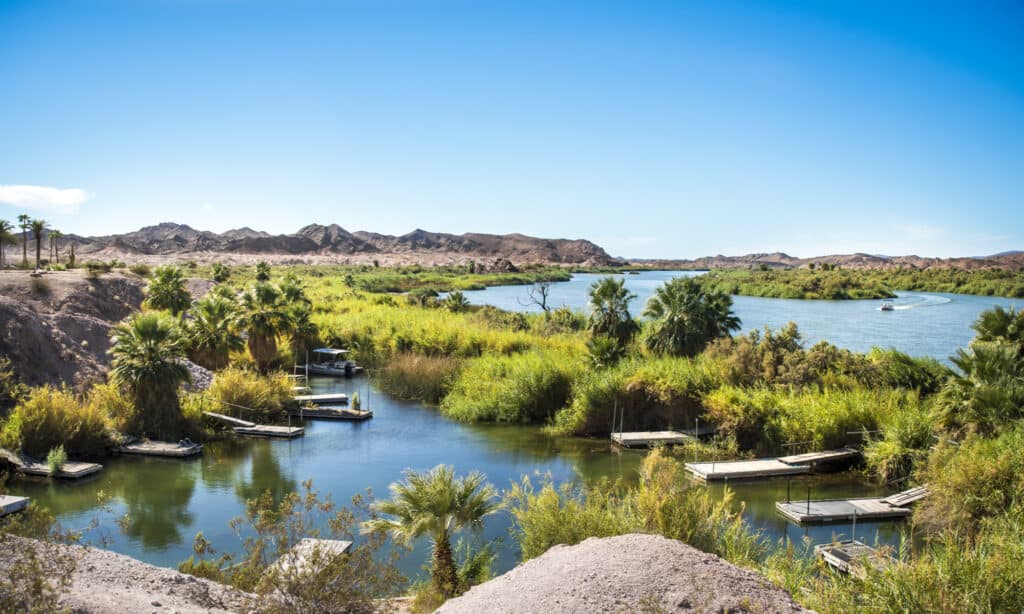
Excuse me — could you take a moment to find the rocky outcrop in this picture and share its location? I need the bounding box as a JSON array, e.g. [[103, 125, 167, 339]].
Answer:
[[437, 534, 811, 614]]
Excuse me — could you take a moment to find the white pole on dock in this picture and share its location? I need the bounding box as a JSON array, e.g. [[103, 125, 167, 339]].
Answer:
[[851, 509, 857, 542]]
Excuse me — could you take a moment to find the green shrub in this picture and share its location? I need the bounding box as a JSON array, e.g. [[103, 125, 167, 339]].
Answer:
[[1, 386, 111, 458], [206, 367, 294, 415], [45, 445, 67, 475], [863, 397, 934, 483], [128, 263, 152, 277], [375, 353, 462, 405], [442, 350, 579, 423]]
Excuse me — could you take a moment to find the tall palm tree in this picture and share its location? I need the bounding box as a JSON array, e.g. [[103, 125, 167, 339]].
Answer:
[[237, 282, 292, 371], [936, 343, 1024, 436], [587, 276, 639, 346], [17, 214, 30, 267], [143, 266, 192, 316], [363, 465, 499, 598], [29, 218, 46, 268], [287, 302, 319, 361], [185, 294, 244, 370], [642, 276, 741, 357], [0, 220, 18, 268], [109, 312, 191, 439], [49, 229, 63, 264]]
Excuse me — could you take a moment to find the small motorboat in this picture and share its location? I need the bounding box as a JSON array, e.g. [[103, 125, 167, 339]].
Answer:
[[880, 301, 895, 311]]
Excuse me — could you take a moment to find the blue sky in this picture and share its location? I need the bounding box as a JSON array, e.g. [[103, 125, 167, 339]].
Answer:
[[1, 0, 1021, 259]]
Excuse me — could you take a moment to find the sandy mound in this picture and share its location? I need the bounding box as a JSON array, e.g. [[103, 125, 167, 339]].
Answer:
[[437, 534, 811, 614]]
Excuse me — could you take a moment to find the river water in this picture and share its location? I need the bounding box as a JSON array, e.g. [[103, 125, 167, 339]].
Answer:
[[9, 272, 1021, 580]]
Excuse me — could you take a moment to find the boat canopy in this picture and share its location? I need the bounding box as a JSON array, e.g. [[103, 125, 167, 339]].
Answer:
[[312, 348, 349, 356]]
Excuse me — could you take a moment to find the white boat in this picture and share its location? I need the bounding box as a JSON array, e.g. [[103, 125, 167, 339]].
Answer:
[[301, 348, 362, 377], [880, 301, 895, 312]]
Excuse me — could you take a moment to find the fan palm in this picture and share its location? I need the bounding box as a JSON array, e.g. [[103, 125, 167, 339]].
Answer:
[[936, 343, 1024, 436], [238, 282, 292, 371], [287, 303, 320, 361], [49, 229, 63, 263], [29, 219, 46, 268], [643, 276, 741, 357], [17, 214, 30, 267], [443, 291, 470, 313], [0, 220, 17, 268], [144, 266, 192, 316], [363, 465, 499, 598], [971, 306, 1024, 356], [255, 260, 271, 281], [587, 277, 639, 346], [109, 312, 191, 439], [185, 294, 244, 370]]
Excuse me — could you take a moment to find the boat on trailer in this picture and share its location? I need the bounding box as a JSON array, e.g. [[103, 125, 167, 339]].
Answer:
[[301, 348, 363, 377]]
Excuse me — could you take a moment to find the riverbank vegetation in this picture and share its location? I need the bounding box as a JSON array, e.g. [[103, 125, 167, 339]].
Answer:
[[701, 266, 1024, 299]]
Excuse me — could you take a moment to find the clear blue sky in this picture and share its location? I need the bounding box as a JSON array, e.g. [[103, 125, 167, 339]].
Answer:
[[1, 0, 1021, 258]]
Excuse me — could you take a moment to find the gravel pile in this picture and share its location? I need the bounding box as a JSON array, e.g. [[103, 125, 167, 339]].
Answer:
[[181, 359, 214, 392], [437, 534, 812, 614]]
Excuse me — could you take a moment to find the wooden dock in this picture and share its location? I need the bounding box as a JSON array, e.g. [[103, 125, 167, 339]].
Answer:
[[686, 459, 810, 481], [814, 540, 890, 578], [0, 495, 30, 517], [119, 440, 204, 458], [881, 484, 930, 507], [776, 497, 912, 524], [778, 447, 861, 466], [293, 393, 349, 405], [288, 407, 373, 421], [611, 431, 693, 448], [233, 424, 305, 438], [203, 411, 305, 438], [20, 460, 103, 479], [270, 538, 353, 575]]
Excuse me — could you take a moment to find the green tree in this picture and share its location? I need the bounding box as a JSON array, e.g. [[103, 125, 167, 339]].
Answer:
[[143, 266, 192, 316], [48, 229, 63, 264], [210, 262, 230, 283], [585, 335, 625, 369], [0, 219, 18, 268], [587, 277, 638, 346], [238, 283, 292, 371], [29, 219, 46, 268], [185, 294, 243, 370], [936, 343, 1024, 436], [17, 213, 30, 267], [109, 312, 191, 439], [643, 277, 741, 357], [288, 303, 320, 360], [363, 465, 499, 599], [443, 291, 470, 313], [255, 260, 271, 282], [972, 306, 1024, 356]]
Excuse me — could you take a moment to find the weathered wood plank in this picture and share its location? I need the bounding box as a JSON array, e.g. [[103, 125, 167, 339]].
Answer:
[[778, 447, 861, 466], [119, 440, 204, 458], [611, 431, 693, 448], [202, 411, 256, 428], [293, 393, 349, 405], [233, 425, 305, 438], [686, 459, 810, 481]]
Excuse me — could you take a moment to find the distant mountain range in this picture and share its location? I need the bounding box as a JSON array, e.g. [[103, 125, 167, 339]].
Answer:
[[631, 251, 1024, 271], [64, 223, 619, 266]]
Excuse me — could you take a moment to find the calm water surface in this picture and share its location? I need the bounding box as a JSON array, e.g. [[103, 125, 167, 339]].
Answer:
[[10, 272, 1019, 579]]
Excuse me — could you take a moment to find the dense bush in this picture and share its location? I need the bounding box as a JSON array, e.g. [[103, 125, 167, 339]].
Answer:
[[442, 351, 579, 423], [863, 397, 934, 483], [375, 353, 462, 406], [206, 367, 294, 415], [0, 386, 111, 458]]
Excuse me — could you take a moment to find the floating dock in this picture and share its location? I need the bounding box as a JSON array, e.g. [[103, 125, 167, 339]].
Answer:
[[203, 411, 305, 438], [289, 406, 373, 421], [0, 495, 30, 517], [776, 497, 912, 524], [778, 447, 862, 466], [293, 393, 349, 405], [233, 424, 305, 438], [612, 431, 693, 448], [814, 540, 890, 578], [881, 484, 930, 507], [686, 458, 810, 481], [20, 460, 103, 479], [119, 440, 204, 458]]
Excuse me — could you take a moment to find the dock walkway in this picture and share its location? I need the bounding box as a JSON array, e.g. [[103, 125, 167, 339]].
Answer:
[[686, 459, 810, 481], [776, 497, 911, 524], [612, 431, 692, 448], [0, 495, 29, 517], [778, 447, 861, 466], [814, 540, 890, 578], [881, 484, 930, 507], [0, 447, 102, 479], [119, 440, 204, 458], [202, 411, 255, 428], [203, 412, 305, 438], [288, 407, 372, 421]]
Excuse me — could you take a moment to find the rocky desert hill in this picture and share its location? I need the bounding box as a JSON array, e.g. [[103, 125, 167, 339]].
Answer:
[[58, 222, 620, 267], [632, 250, 1024, 271]]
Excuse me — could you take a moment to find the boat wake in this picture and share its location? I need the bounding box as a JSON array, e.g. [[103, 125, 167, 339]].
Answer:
[[889, 294, 952, 310]]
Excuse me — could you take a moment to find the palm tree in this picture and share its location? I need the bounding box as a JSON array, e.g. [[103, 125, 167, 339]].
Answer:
[[49, 229, 63, 264], [109, 312, 191, 439], [363, 466, 499, 598], [29, 218, 46, 268], [642, 276, 741, 357], [443, 291, 470, 313], [255, 260, 271, 282], [287, 302, 319, 361], [972, 306, 1024, 356], [237, 282, 292, 371], [587, 276, 639, 346], [0, 220, 18, 268], [143, 266, 192, 316], [17, 214, 30, 267], [936, 343, 1024, 436], [185, 294, 244, 370], [586, 334, 625, 369]]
